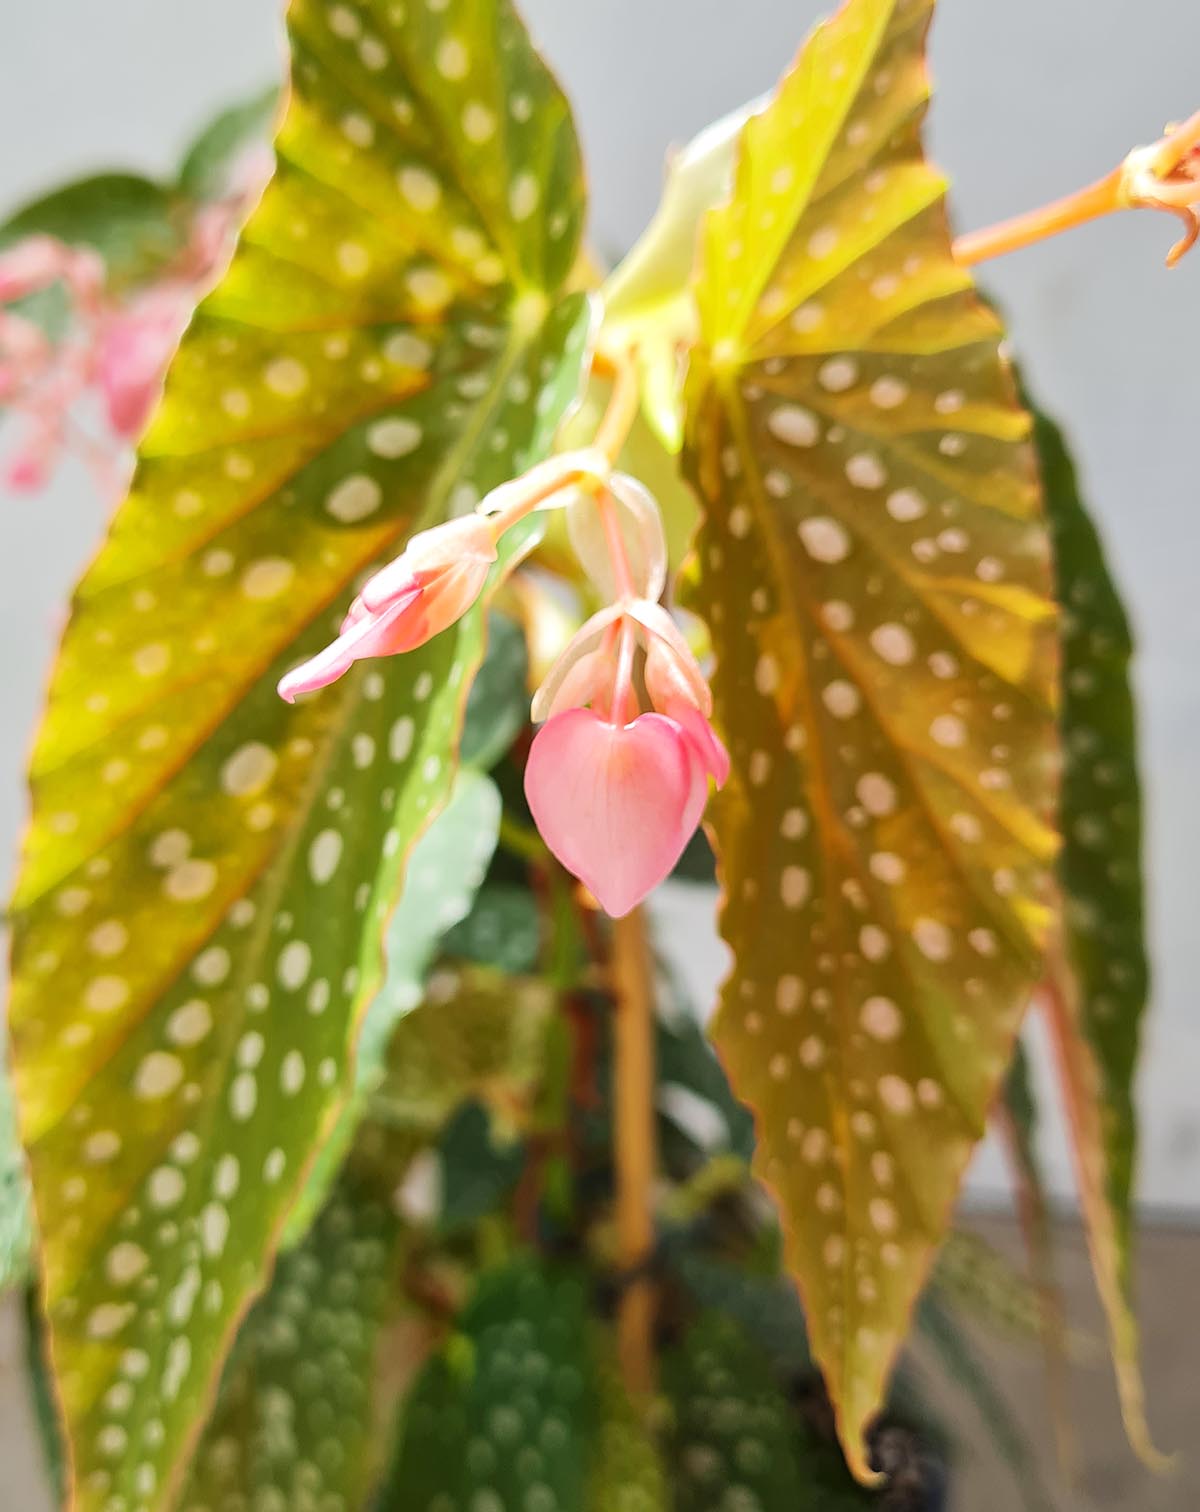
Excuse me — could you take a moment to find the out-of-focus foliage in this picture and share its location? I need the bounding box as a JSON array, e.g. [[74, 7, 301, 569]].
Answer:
[[381, 1260, 595, 1510]]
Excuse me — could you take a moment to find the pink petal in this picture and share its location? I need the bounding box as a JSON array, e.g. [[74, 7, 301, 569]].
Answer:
[[669, 701, 731, 787], [524, 709, 709, 917], [360, 515, 497, 612], [277, 585, 422, 702], [98, 289, 191, 437]]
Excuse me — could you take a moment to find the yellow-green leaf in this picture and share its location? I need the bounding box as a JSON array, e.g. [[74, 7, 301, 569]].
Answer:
[[681, 0, 1058, 1479], [6, 3, 590, 1508]]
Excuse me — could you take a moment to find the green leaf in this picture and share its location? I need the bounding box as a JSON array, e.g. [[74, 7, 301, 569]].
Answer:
[[381, 1259, 594, 1510], [178, 1170, 405, 1511], [436, 1099, 525, 1231], [460, 611, 530, 770], [1038, 395, 1148, 1250], [443, 880, 542, 974], [0, 1056, 33, 1291], [378, 966, 556, 1138], [282, 769, 502, 1245], [670, 1253, 813, 1377], [178, 87, 280, 204], [656, 998, 756, 1164], [5, 2, 590, 1506], [932, 1230, 1059, 1347], [24, 1288, 68, 1506], [1027, 391, 1163, 1466], [587, 1343, 669, 1512], [680, 0, 1058, 1478], [666, 1313, 872, 1511], [0, 173, 184, 289]]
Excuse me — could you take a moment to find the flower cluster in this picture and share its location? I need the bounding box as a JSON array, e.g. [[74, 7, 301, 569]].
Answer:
[[278, 451, 727, 917], [0, 152, 270, 498]]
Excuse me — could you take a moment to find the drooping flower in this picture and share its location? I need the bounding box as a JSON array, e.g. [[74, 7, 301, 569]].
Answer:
[[524, 596, 727, 915], [525, 707, 710, 917], [277, 515, 499, 702]]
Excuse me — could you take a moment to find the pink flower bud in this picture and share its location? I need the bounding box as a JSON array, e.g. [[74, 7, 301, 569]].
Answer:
[[277, 515, 498, 702]]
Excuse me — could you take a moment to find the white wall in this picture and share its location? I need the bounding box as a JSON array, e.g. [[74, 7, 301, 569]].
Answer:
[[2, 1, 1198, 1217]]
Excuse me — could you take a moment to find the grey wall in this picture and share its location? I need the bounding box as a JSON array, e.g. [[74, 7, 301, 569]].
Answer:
[[2, 1, 1197, 1205]]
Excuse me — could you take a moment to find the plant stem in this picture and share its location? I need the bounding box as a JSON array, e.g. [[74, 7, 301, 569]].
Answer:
[[610, 906, 658, 1398], [592, 342, 641, 463], [954, 169, 1123, 267], [954, 109, 1200, 268]]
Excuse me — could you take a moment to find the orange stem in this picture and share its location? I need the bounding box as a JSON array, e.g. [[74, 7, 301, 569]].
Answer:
[[953, 168, 1124, 267], [955, 109, 1200, 268], [611, 906, 658, 1399], [592, 341, 641, 463]]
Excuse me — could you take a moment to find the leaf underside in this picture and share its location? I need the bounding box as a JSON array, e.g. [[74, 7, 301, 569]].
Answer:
[[6, 2, 589, 1508], [1028, 395, 1164, 1465], [682, 0, 1058, 1478]]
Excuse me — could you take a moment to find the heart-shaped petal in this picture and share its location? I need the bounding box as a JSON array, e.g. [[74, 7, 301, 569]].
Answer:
[[524, 708, 708, 916]]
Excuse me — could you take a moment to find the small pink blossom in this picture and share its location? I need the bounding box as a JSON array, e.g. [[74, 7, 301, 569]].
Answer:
[[97, 286, 193, 438], [278, 515, 498, 702], [0, 146, 266, 500]]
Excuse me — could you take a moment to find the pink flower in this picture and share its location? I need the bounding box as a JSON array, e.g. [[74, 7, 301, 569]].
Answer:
[[525, 708, 710, 917], [0, 235, 102, 306], [97, 286, 193, 438], [277, 515, 499, 702], [524, 597, 727, 915]]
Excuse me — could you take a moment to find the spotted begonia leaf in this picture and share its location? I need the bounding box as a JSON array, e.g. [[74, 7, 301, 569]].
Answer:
[[5, 2, 590, 1507], [666, 1314, 871, 1511], [680, 0, 1058, 1478], [380, 1260, 594, 1511], [283, 768, 501, 1245], [177, 1171, 404, 1512], [586, 1343, 669, 1512], [1030, 399, 1161, 1464]]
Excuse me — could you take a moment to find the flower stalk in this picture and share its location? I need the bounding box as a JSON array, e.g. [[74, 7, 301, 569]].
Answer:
[[610, 905, 659, 1399], [954, 108, 1200, 268]]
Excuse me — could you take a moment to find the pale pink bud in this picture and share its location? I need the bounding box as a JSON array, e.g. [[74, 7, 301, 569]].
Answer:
[[277, 516, 498, 702]]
